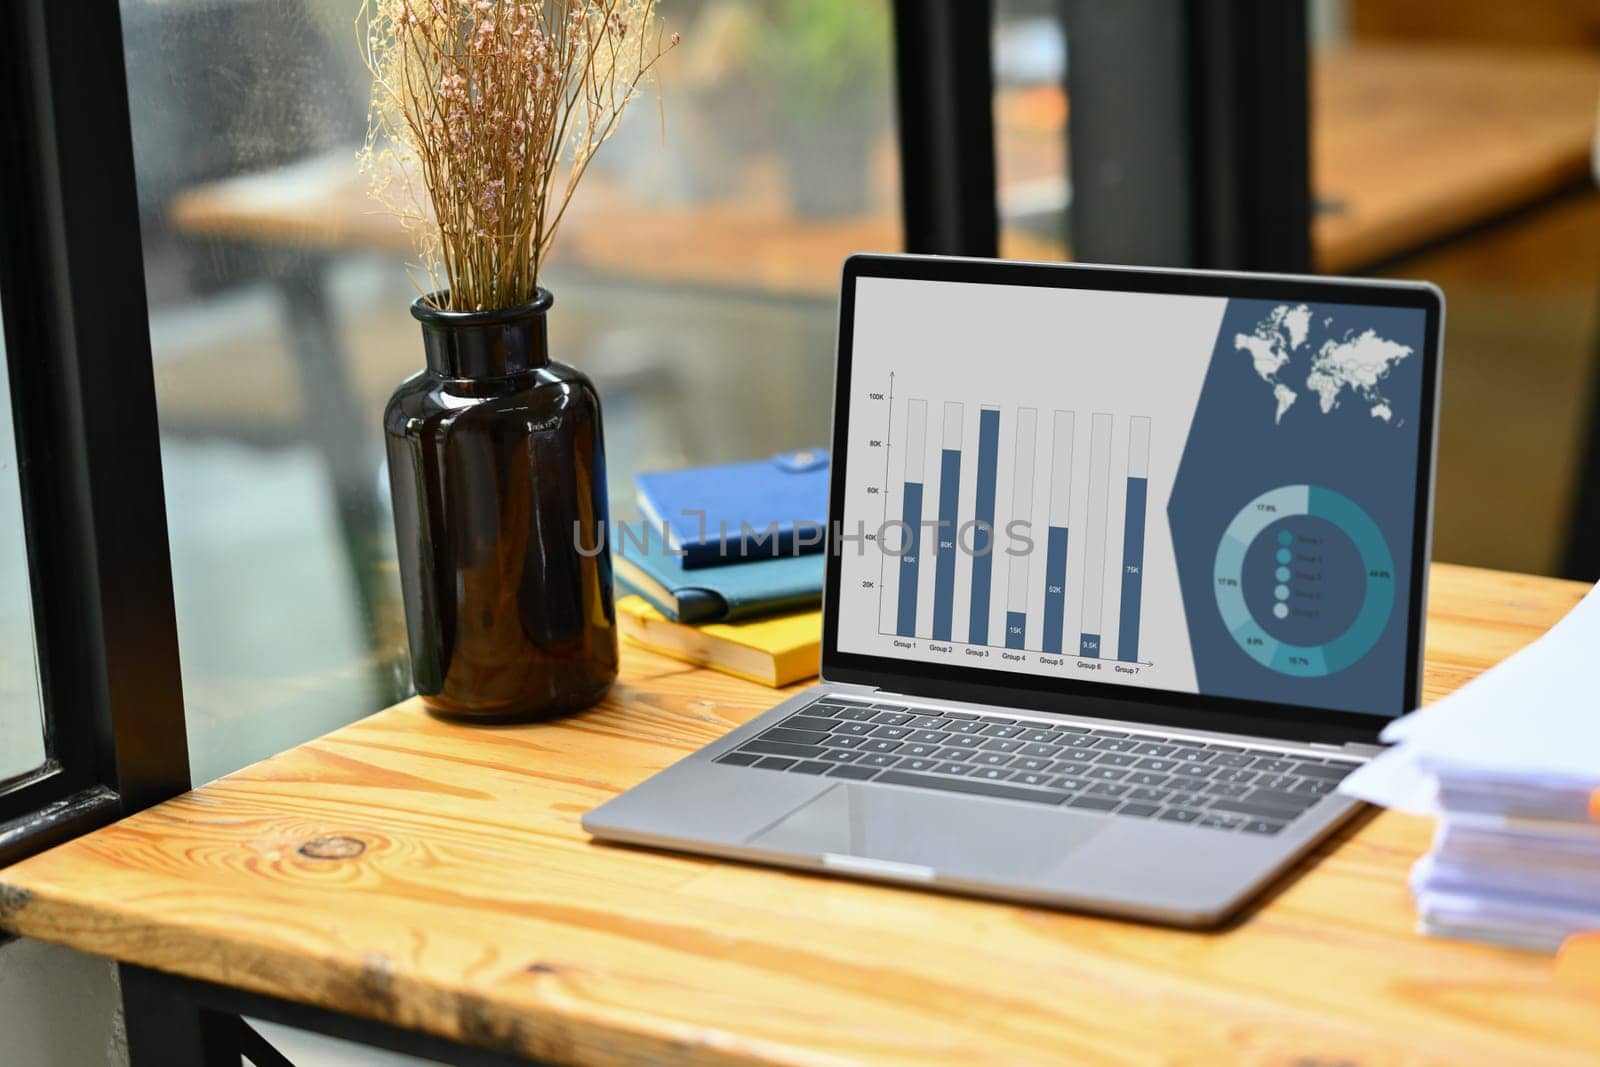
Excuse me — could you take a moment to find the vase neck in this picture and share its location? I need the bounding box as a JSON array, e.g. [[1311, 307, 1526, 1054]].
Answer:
[[412, 290, 552, 379]]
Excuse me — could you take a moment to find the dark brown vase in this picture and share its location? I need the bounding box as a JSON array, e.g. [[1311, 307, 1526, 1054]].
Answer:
[[384, 288, 617, 720]]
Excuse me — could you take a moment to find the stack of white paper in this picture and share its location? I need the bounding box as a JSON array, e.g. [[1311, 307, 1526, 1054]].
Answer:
[[1341, 581, 1600, 952]]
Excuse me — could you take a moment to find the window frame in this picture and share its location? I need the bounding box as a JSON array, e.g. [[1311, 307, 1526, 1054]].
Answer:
[[0, 0, 189, 867], [1062, 0, 1312, 271], [895, 1, 1312, 268], [892, 0, 999, 256]]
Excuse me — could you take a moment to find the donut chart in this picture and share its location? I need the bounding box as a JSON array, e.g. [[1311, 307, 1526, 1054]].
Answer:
[[1213, 485, 1395, 677]]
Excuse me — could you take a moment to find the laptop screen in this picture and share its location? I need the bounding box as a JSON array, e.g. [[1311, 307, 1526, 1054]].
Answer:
[[828, 261, 1438, 722]]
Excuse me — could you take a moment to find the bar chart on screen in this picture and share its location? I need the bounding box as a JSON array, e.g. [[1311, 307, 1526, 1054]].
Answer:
[[838, 273, 1424, 712], [874, 390, 1154, 668]]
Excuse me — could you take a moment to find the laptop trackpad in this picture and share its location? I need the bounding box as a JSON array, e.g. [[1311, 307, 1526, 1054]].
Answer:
[[747, 783, 1109, 879]]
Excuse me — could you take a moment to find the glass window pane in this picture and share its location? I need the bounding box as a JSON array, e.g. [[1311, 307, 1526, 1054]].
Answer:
[[120, 0, 900, 781], [0, 296, 48, 784], [994, 0, 1069, 261]]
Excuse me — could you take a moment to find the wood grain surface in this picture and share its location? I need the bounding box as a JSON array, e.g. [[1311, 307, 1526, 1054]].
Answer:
[[2, 563, 1598, 1066]]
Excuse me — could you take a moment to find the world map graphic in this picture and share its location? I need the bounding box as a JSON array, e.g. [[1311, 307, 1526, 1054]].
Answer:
[[1234, 304, 1414, 426]]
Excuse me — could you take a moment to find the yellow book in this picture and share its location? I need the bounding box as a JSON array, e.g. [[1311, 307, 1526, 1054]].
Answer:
[[1556, 931, 1600, 986], [616, 595, 820, 687]]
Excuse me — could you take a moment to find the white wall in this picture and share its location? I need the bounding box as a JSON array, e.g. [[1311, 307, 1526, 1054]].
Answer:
[[0, 938, 435, 1066], [0, 940, 125, 1067]]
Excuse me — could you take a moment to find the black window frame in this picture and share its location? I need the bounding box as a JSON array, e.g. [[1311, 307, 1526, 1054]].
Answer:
[[0, 0, 190, 868], [892, 1, 1311, 270], [1061, 0, 1312, 272]]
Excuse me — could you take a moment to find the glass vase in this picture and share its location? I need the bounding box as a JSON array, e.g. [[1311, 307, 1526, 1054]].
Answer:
[[384, 289, 617, 720]]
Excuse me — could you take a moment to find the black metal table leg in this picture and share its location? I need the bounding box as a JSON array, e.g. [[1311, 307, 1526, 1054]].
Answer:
[[239, 1022, 298, 1067], [118, 964, 542, 1066], [1562, 312, 1600, 581], [122, 964, 244, 1067]]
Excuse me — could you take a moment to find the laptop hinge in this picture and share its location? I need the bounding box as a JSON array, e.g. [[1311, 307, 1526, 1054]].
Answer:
[[1311, 740, 1384, 758], [820, 680, 878, 694]]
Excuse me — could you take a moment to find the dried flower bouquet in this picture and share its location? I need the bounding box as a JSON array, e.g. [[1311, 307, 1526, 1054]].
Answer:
[[360, 0, 677, 311]]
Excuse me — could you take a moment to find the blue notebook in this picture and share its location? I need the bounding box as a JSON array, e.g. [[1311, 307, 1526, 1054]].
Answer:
[[635, 449, 829, 569], [612, 525, 824, 623]]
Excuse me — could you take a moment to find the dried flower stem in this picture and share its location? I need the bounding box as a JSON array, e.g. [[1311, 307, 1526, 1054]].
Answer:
[[359, 0, 678, 311]]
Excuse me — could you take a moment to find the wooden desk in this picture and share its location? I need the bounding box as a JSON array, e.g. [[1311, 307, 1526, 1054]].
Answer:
[[2, 563, 1598, 1065]]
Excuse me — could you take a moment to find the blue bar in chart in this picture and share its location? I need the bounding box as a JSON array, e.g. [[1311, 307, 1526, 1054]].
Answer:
[[1004, 612, 1027, 649], [967, 406, 1001, 645], [1118, 416, 1151, 662], [931, 402, 962, 641], [1042, 411, 1074, 654], [896, 399, 928, 637], [1042, 528, 1069, 653], [1079, 413, 1113, 657]]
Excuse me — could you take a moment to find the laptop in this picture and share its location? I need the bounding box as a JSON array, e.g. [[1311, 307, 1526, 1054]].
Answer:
[[584, 254, 1443, 927]]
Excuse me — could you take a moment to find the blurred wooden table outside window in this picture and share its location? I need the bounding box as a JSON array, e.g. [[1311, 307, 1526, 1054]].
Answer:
[[168, 45, 1600, 291]]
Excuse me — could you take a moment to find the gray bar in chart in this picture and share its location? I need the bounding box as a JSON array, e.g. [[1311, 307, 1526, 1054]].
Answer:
[[1005, 408, 1037, 650], [1079, 413, 1113, 658], [931, 402, 963, 641], [896, 399, 928, 638]]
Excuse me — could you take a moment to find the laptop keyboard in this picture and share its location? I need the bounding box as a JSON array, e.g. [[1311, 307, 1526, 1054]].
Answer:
[[714, 696, 1360, 835]]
